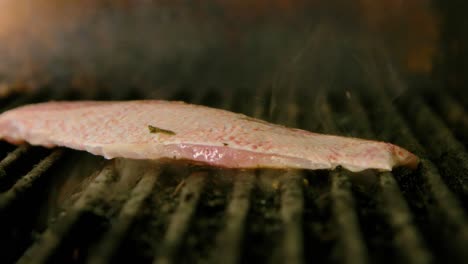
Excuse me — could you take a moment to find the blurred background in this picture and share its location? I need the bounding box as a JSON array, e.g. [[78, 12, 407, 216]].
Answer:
[[2, 2, 468, 264], [0, 0, 452, 99]]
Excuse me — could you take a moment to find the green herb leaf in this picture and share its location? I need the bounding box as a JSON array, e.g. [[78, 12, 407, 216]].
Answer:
[[148, 125, 176, 135]]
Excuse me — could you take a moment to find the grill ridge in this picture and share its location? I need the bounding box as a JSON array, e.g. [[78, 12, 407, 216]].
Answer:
[[0, 145, 31, 183], [153, 172, 206, 264], [212, 172, 254, 264], [0, 149, 63, 212], [87, 169, 160, 264], [303, 94, 370, 264]]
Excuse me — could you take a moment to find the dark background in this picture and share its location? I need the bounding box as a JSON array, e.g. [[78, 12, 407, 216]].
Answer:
[[0, 0, 456, 99]]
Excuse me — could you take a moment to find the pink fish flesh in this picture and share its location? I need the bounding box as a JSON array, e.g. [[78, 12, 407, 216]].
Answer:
[[0, 100, 419, 172]]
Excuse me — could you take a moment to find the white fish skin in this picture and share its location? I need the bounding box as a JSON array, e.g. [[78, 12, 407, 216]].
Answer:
[[0, 100, 419, 172]]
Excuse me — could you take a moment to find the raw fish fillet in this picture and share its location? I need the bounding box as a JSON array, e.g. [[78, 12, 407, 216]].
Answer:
[[0, 100, 419, 172]]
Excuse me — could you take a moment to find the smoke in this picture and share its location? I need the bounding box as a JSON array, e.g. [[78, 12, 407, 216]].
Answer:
[[0, 1, 220, 96], [0, 0, 437, 99]]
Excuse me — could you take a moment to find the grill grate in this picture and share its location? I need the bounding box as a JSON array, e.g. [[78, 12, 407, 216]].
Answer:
[[0, 86, 467, 264]]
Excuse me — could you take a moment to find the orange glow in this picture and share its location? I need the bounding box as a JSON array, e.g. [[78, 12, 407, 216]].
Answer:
[[360, 0, 438, 73], [0, 0, 439, 75]]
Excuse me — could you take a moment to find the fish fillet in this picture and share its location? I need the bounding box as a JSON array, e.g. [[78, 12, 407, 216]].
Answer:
[[0, 100, 419, 172]]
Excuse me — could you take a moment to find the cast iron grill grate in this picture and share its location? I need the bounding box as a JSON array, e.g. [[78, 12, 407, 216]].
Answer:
[[0, 86, 467, 264]]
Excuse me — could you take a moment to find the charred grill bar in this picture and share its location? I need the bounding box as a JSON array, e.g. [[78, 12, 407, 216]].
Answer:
[[308, 96, 369, 264], [88, 168, 160, 264], [212, 171, 254, 264], [0, 85, 466, 264]]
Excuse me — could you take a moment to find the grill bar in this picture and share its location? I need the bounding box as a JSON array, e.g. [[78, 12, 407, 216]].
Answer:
[[187, 88, 246, 262], [88, 168, 160, 264], [277, 90, 306, 264], [212, 172, 254, 264], [260, 87, 306, 264], [0, 149, 63, 212], [330, 169, 369, 264], [279, 171, 304, 264], [344, 95, 432, 264], [378, 172, 432, 264], [427, 90, 468, 145], [153, 172, 206, 264], [0, 145, 30, 182], [312, 96, 369, 264], [17, 163, 117, 264]]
